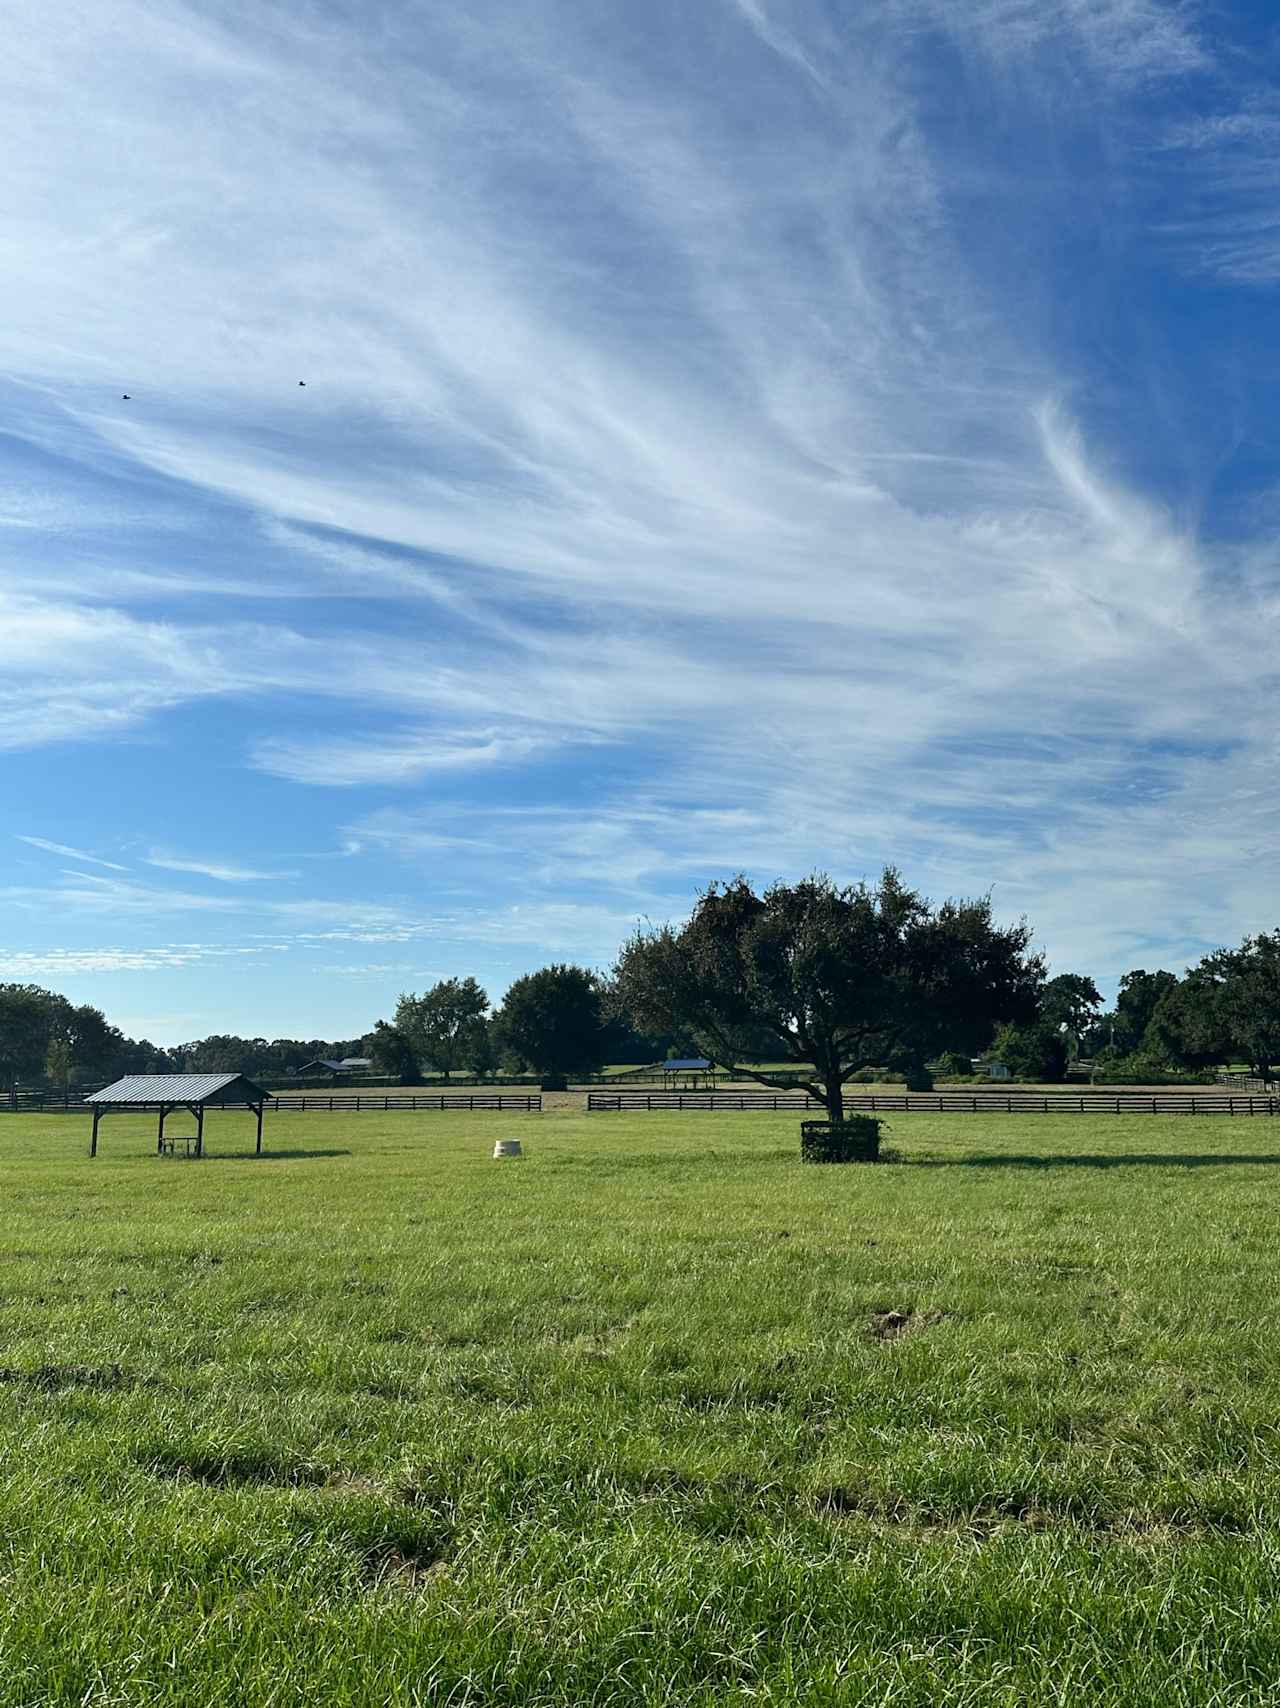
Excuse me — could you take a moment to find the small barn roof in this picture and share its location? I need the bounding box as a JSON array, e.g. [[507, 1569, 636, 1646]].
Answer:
[[661, 1058, 712, 1072], [85, 1072, 268, 1105]]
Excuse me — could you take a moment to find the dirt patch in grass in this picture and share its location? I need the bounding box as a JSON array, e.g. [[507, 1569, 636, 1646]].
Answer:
[[362, 1543, 449, 1593], [0, 1362, 135, 1391], [868, 1307, 947, 1342], [322, 1474, 387, 1500]]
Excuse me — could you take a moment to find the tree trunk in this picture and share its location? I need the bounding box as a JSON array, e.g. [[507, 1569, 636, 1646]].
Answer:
[[824, 1078, 844, 1122]]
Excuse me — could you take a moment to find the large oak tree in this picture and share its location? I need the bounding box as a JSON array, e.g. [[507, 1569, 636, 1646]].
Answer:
[[494, 964, 610, 1082], [1151, 934, 1280, 1079], [613, 870, 1043, 1121], [394, 978, 490, 1077]]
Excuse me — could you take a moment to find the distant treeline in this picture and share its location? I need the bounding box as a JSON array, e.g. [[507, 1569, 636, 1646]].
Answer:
[[0, 992, 372, 1089], [3, 918, 1278, 1090]]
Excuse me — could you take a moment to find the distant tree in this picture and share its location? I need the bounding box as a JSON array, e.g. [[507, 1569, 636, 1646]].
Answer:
[[991, 1020, 1069, 1082], [117, 1037, 175, 1075], [0, 984, 65, 1084], [613, 871, 1043, 1123], [394, 979, 489, 1077], [1149, 935, 1280, 1079], [1040, 974, 1102, 1053], [494, 965, 610, 1081], [64, 1004, 123, 1084], [1209, 934, 1280, 1078], [1143, 976, 1225, 1070], [45, 1036, 73, 1089], [175, 1034, 260, 1075], [1101, 969, 1181, 1057], [594, 1002, 686, 1066], [461, 1017, 498, 1080], [364, 1021, 422, 1085]]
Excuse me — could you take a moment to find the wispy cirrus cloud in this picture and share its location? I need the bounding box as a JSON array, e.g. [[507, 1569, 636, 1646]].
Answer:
[[16, 835, 129, 872], [889, 0, 1206, 84], [1159, 103, 1280, 284], [250, 728, 558, 787], [144, 851, 298, 882], [0, 943, 285, 976]]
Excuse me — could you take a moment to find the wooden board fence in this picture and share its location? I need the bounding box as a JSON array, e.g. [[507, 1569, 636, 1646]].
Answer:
[[4, 1090, 541, 1114], [267, 1093, 542, 1113], [587, 1090, 1279, 1116]]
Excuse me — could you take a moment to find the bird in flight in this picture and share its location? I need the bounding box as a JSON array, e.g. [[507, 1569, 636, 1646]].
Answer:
[[121, 393, 131, 400], [298, 380, 306, 387]]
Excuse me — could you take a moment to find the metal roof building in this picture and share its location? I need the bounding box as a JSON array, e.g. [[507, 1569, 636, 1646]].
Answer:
[[84, 1072, 269, 1157], [659, 1057, 714, 1087]]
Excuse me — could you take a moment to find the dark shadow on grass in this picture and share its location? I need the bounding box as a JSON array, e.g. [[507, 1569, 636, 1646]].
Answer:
[[912, 1153, 1280, 1170], [194, 1148, 353, 1162]]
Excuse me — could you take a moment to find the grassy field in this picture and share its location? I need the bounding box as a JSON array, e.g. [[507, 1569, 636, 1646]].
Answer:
[[2, 1106, 1280, 1706]]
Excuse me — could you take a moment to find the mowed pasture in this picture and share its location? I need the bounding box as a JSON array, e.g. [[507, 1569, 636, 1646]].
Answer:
[[2, 1110, 1280, 1705]]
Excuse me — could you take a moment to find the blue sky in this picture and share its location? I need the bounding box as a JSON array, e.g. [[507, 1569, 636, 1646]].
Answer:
[[4, 0, 1280, 1043]]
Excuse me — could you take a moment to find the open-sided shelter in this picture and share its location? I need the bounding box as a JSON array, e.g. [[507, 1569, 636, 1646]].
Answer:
[[84, 1073, 269, 1157], [659, 1057, 714, 1089]]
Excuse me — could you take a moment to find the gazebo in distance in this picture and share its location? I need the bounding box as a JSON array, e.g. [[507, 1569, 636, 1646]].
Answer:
[[84, 1073, 270, 1158], [659, 1057, 715, 1090]]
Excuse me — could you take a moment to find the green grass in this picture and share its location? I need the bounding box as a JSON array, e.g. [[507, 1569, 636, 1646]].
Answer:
[[2, 1106, 1280, 1705]]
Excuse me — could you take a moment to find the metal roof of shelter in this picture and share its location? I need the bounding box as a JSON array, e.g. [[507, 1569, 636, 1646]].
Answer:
[[86, 1073, 267, 1105], [661, 1058, 712, 1073]]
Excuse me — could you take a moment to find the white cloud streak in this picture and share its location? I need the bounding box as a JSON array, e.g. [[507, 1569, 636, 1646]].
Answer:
[[250, 728, 557, 787], [16, 835, 129, 871], [144, 851, 298, 882]]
